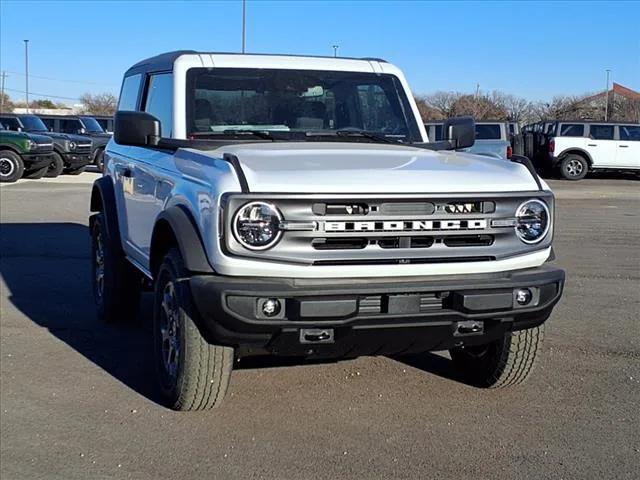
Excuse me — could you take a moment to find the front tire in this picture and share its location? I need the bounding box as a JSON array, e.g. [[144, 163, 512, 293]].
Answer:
[[44, 152, 65, 178], [0, 150, 24, 183], [90, 213, 141, 323], [559, 154, 588, 180], [154, 248, 233, 411], [449, 326, 544, 388], [94, 149, 105, 171]]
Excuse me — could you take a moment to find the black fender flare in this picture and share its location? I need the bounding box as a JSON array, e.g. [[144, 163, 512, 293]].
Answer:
[[556, 148, 593, 166], [89, 176, 120, 243], [150, 206, 214, 276]]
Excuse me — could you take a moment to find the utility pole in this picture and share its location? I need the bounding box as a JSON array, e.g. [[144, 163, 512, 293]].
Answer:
[[604, 69, 611, 121], [332, 45, 339, 57], [241, 0, 246, 53], [0, 71, 6, 113], [24, 40, 30, 113]]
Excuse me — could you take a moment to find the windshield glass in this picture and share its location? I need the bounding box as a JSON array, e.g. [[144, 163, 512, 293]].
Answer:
[[186, 68, 420, 142], [21, 115, 49, 132], [475, 124, 501, 140], [79, 117, 105, 133]]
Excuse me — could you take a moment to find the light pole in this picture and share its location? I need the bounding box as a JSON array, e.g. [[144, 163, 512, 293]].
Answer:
[[604, 69, 611, 121], [332, 45, 339, 57], [0, 71, 7, 113], [241, 0, 246, 53], [24, 40, 30, 113]]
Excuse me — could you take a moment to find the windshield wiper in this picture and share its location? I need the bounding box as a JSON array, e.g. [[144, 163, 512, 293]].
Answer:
[[190, 130, 276, 141], [307, 129, 400, 144]]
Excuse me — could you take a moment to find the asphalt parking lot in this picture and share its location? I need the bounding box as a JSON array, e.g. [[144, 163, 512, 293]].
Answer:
[[0, 172, 638, 480]]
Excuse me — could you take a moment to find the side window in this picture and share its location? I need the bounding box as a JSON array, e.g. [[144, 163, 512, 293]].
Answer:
[[40, 118, 55, 131], [589, 125, 614, 140], [118, 74, 142, 111], [1, 117, 21, 130], [619, 125, 640, 141], [143, 73, 173, 137], [60, 119, 81, 134], [559, 124, 584, 137], [475, 124, 501, 140]]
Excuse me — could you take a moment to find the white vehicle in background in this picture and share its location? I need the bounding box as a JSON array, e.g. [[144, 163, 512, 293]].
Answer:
[[425, 120, 513, 159], [90, 51, 565, 410], [548, 121, 640, 180]]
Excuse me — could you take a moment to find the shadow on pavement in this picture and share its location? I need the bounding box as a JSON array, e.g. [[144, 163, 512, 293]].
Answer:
[[0, 222, 466, 403], [0, 222, 160, 405]]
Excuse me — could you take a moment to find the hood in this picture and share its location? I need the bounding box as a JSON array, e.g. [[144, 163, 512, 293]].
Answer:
[[204, 142, 540, 194], [25, 132, 54, 144]]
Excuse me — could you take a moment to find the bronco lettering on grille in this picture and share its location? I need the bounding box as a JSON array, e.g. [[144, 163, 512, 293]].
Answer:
[[323, 219, 487, 232]]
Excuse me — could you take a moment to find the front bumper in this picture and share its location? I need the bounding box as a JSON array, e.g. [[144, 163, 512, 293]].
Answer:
[[62, 152, 91, 169], [190, 265, 565, 359], [21, 153, 52, 170]]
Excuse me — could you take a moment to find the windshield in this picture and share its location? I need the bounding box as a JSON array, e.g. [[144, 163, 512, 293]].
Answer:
[[21, 115, 49, 132], [79, 116, 105, 133], [186, 68, 420, 142]]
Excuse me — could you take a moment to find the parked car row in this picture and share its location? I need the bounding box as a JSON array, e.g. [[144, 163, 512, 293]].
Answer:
[[424, 120, 524, 160], [0, 122, 56, 182], [522, 120, 640, 180], [0, 113, 112, 176]]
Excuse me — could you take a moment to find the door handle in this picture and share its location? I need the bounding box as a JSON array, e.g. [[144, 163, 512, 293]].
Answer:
[[587, 144, 597, 147], [619, 145, 629, 148]]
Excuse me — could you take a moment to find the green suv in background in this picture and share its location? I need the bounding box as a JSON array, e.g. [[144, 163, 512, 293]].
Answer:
[[0, 124, 54, 183]]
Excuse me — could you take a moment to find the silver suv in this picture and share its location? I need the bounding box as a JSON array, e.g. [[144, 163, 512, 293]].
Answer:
[[90, 51, 565, 410]]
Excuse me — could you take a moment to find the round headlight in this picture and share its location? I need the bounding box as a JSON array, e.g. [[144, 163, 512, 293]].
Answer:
[[233, 202, 283, 250], [69, 141, 77, 150], [515, 200, 550, 244], [26, 140, 37, 150]]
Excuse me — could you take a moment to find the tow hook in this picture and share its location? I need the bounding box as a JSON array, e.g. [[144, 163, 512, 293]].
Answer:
[[300, 328, 334, 344], [454, 321, 484, 336]]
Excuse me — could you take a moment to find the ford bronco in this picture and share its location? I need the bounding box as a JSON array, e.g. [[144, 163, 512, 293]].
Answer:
[[0, 123, 54, 182], [91, 51, 565, 411]]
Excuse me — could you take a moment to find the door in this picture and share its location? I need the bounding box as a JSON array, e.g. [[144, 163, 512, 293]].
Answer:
[[616, 125, 640, 169], [123, 72, 175, 264], [585, 124, 617, 167]]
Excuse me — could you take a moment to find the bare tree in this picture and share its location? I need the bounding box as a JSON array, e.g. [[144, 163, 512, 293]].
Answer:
[[414, 96, 444, 120], [423, 91, 459, 118], [79, 92, 118, 116]]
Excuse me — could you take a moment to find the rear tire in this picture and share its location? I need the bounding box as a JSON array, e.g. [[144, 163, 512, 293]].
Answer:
[[44, 152, 65, 178], [23, 165, 49, 179], [559, 154, 588, 180], [449, 326, 544, 388], [154, 248, 233, 411], [91, 212, 141, 323], [0, 150, 24, 183]]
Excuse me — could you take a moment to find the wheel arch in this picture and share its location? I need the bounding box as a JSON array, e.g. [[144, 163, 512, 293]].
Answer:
[[557, 148, 593, 166], [0, 145, 22, 156], [89, 176, 120, 241], [149, 206, 214, 279]]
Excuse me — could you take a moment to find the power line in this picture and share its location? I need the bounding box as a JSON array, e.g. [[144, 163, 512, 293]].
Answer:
[[4, 70, 117, 88], [4, 87, 80, 101]]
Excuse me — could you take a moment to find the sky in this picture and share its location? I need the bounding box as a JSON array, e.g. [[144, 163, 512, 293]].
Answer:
[[1, 0, 638, 106]]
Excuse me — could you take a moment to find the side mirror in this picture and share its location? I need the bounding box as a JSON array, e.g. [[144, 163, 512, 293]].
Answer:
[[114, 111, 161, 147], [443, 116, 475, 149], [78, 128, 86, 135]]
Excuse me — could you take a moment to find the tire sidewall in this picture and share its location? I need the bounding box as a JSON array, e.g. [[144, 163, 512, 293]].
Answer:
[[0, 150, 24, 183], [153, 253, 187, 403]]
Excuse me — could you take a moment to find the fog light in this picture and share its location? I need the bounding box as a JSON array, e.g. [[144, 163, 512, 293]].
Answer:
[[515, 288, 533, 306], [261, 298, 281, 317]]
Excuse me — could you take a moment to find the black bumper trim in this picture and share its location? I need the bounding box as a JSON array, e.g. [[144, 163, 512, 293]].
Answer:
[[20, 153, 52, 169], [189, 266, 565, 357]]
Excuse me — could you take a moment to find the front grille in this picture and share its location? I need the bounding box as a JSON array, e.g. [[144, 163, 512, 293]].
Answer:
[[223, 192, 554, 266], [34, 143, 53, 152], [76, 143, 91, 154]]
